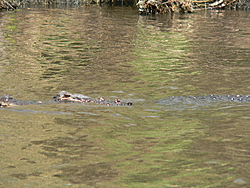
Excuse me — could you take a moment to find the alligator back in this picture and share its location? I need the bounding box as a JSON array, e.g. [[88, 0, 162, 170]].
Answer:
[[156, 94, 250, 106]]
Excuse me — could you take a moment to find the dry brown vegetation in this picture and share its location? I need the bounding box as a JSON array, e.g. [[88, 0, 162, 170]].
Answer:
[[137, 0, 250, 14], [0, 0, 19, 10]]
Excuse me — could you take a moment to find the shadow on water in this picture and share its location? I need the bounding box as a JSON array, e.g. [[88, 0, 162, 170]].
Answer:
[[0, 5, 250, 188]]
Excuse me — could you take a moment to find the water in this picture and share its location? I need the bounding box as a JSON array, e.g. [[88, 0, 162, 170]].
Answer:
[[0, 6, 250, 187]]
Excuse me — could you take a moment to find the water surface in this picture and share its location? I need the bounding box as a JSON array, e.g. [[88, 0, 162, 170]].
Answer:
[[0, 6, 250, 187]]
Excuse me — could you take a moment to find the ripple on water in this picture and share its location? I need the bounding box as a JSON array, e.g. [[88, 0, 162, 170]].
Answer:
[[234, 179, 246, 184]]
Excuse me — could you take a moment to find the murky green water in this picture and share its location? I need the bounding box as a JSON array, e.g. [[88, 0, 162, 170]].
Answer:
[[0, 5, 250, 187]]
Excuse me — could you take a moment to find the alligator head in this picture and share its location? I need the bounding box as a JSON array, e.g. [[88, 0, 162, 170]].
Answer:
[[53, 91, 132, 106], [53, 91, 92, 103]]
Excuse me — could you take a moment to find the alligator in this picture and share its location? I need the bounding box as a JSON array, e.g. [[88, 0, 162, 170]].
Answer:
[[0, 91, 249, 108], [0, 91, 132, 107]]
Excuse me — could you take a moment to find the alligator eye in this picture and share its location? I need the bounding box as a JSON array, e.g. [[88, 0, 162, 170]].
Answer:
[[64, 94, 71, 98]]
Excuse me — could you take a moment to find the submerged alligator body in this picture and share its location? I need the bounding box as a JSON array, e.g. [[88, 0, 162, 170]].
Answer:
[[0, 91, 132, 107], [156, 94, 250, 104], [154, 94, 250, 110], [1, 91, 250, 108]]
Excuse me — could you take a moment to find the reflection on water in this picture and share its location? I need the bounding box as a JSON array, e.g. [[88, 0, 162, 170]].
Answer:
[[0, 6, 250, 187]]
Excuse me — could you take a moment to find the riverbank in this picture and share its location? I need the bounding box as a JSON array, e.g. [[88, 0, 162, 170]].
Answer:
[[1, 0, 250, 11], [137, 0, 250, 14]]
